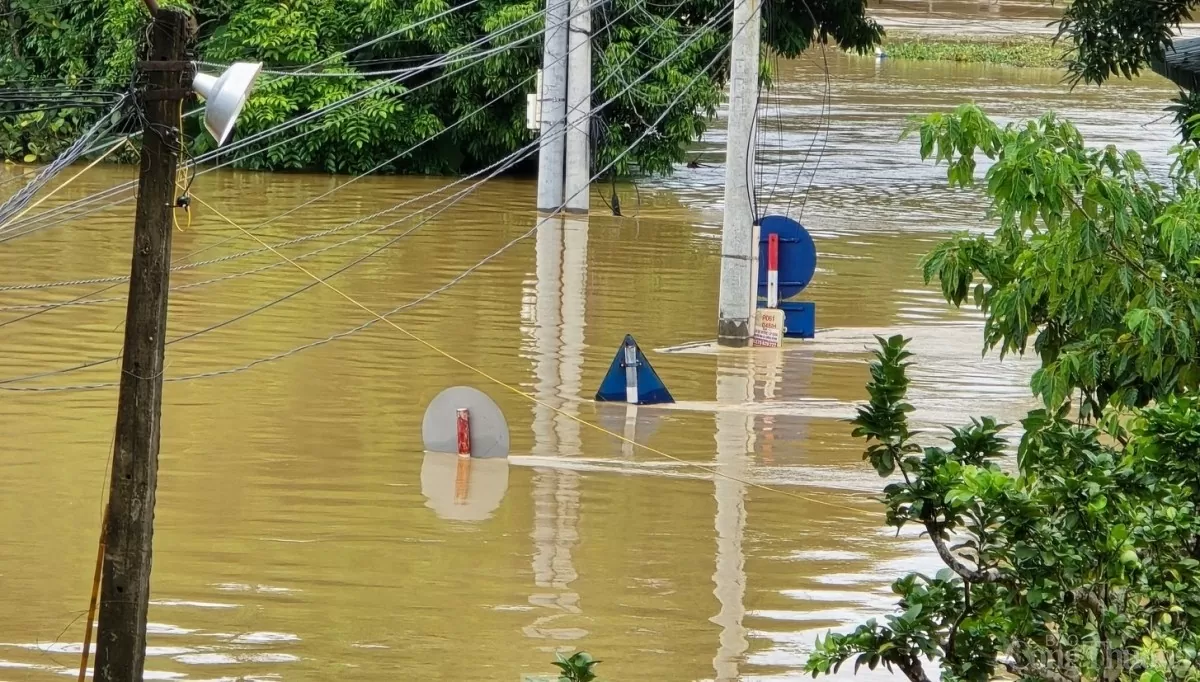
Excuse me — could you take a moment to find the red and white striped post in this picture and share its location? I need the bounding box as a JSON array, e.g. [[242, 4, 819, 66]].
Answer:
[[454, 407, 472, 504], [767, 233, 780, 308], [456, 408, 472, 457]]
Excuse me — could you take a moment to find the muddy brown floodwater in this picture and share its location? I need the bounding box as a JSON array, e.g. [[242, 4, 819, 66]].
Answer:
[[0, 51, 1181, 681]]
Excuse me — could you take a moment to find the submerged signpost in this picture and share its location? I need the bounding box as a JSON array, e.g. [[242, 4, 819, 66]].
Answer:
[[753, 215, 818, 345], [594, 335, 674, 405]]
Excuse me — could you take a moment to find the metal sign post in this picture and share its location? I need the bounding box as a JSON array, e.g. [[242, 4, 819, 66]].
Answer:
[[756, 214, 818, 340]]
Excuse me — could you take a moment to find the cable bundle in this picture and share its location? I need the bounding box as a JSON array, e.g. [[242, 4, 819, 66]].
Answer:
[[0, 95, 128, 232]]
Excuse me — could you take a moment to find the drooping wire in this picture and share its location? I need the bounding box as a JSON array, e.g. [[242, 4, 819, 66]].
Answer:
[[0, 3, 553, 237], [796, 42, 832, 222], [0, 0, 647, 323], [9, 0, 489, 171], [0, 3, 572, 243], [0, 0, 737, 391], [782, 0, 834, 221], [757, 0, 788, 218], [171, 2, 871, 521], [0, 94, 130, 231], [1, 0, 635, 283], [5, 1, 739, 393]]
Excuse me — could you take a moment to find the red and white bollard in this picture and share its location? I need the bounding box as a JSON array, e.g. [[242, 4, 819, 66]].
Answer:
[[767, 233, 780, 309], [454, 407, 472, 504], [456, 408, 472, 457]]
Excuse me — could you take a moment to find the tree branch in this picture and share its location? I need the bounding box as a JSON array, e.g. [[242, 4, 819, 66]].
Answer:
[[945, 581, 971, 663], [1070, 588, 1104, 620], [896, 654, 933, 682], [1005, 659, 1078, 682], [927, 523, 1002, 582]]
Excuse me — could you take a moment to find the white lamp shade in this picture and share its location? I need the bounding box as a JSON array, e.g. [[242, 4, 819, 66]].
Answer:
[[192, 62, 262, 147]]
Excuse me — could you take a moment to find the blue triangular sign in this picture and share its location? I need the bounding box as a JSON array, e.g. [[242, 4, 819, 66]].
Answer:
[[595, 334, 674, 405]]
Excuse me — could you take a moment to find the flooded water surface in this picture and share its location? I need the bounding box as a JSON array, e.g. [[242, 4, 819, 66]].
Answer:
[[0, 53, 1182, 680]]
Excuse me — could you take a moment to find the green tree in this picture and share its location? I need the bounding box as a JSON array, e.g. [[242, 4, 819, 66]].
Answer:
[[1056, 0, 1199, 86], [0, 0, 881, 174], [806, 335, 1200, 682], [805, 101, 1200, 682], [1054, 0, 1200, 144], [912, 105, 1200, 414]]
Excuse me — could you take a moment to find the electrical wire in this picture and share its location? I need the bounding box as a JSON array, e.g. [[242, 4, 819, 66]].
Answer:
[[15, 0, 491, 169], [0, 0, 647, 320], [0, 0, 641, 309], [195, 60, 482, 79], [0, 0, 736, 391], [169, 0, 639, 267], [196, 190, 874, 517], [796, 42, 832, 222], [758, 53, 786, 217], [0, 2, 548, 239], [0, 142, 538, 390], [179, 0, 873, 518], [0, 137, 128, 233], [288, 0, 486, 75], [782, 0, 834, 220], [0, 3, 576, 243], [0, 94, 129, 232]]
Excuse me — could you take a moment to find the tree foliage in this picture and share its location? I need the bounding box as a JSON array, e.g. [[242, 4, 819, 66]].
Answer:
[[0, 0, 880, 175], [907, 104, 1200, 414], [807, 335, 1200, 682], [1054, 0, 1200, 144], [806, 100, 1200, 682], [1057, 0, 1200, 86]]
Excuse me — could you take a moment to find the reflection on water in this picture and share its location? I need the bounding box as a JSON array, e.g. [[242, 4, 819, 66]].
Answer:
[[0, 54, 1182, 679]]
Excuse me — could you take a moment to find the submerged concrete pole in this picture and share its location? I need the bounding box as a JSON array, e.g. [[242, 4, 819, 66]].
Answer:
[[717, 0, 761, 346], [537, 0, 570, 212], [564, 0, 592, 213]]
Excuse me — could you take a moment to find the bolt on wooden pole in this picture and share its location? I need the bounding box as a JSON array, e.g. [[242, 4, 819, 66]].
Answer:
[[94, 8, 193, 682]]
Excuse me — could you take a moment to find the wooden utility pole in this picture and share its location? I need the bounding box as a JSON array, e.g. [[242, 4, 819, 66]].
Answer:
[[94, 7, 193, 682]]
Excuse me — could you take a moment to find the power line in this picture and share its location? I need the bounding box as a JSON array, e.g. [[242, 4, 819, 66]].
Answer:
[[0, 95, 129, 229], [0, 0, 646, 319], [0, 0, 629, 294], [0, 3, 570, 242], [0, 0, 737, 391], [784, 0, 835, 220], [0, 0, 540, 240]]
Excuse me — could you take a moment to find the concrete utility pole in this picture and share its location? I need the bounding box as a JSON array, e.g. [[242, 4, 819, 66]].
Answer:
[[717, 0, 761, 347], [94, 7, 193, 682], [564, 0, 591, 213], [537, 0, 570, 211]]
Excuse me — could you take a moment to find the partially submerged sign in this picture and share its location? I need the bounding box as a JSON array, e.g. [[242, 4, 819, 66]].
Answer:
[[756, 214, 818, 339], [753, 307, 784, 347], [421, 386, 510, 458], [595, 334, 674, 405]]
